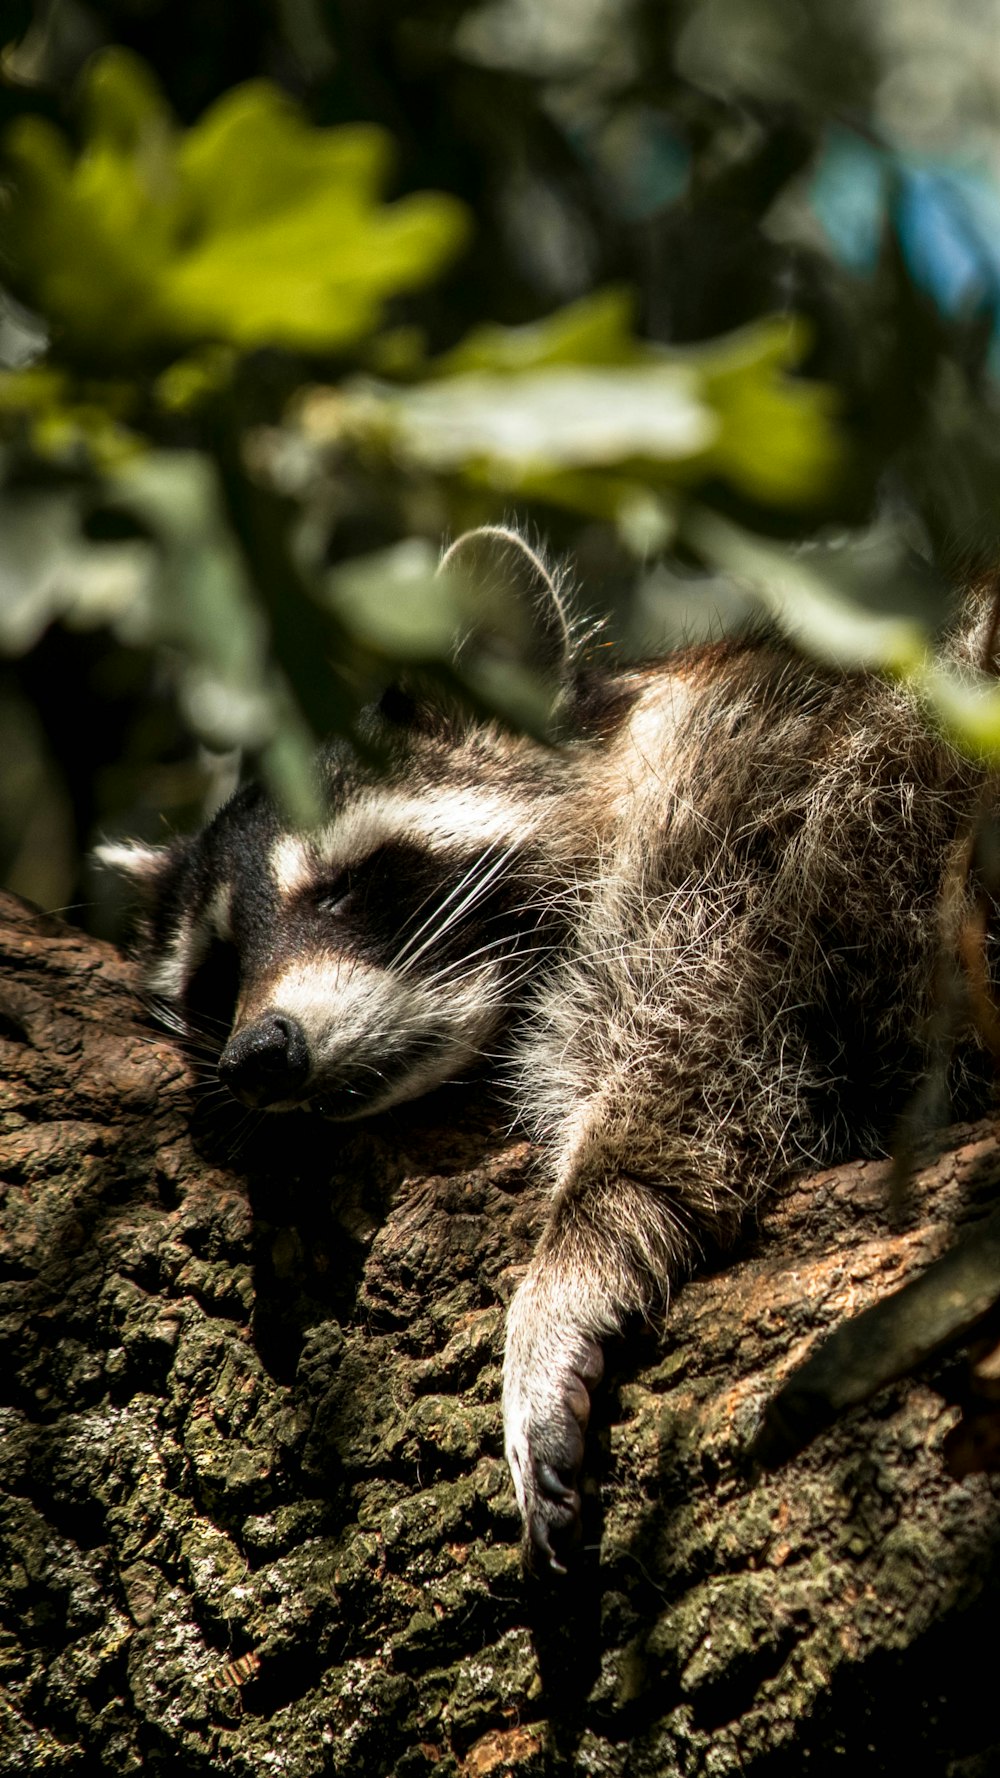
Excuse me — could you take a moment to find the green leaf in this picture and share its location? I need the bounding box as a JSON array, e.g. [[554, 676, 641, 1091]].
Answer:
[[365, 363, 719, 473], [684, 507, 936, 670], [104, 451, 320, 819], [108, 451, 266, 706], [83, 46, 171, 153], [697, 319, 845, 507], [327, 539, 455, 657], [433, 286, 643, 374], [910, 659, 1000, 763], [684, 507, 1000, 765], [1, 50, 469, 361], [165, 87, 467, 352], [325, 538, 557, 736], [0, 366, 141, 463], [0, 484, 151, 653], [316, 304, 845, 519]]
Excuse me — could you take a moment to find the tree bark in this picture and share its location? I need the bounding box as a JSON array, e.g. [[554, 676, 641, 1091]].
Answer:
[[1, 888, 999, 1777]]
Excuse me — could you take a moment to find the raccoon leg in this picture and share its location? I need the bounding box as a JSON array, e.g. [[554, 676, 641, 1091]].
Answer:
[[503, 1163, 704, 1573], [503, 873, 806, 1567]]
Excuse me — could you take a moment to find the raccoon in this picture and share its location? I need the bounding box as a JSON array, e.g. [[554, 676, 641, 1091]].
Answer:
[[98, 526, 994, 1573]]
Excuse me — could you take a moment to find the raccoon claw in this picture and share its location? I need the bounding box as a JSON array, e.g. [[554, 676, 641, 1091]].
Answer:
[[527, 1463, 583, 1574], [503, 1321, 604, 1575]]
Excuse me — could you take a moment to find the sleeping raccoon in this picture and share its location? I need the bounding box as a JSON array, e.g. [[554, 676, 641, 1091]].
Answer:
[[98, 526, 995, 1573]]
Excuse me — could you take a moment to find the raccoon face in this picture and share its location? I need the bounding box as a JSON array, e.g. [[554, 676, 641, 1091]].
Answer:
[[100, 767, 561, 1119], [232, 778, 560, 1119], [97, 526, 582, 1119]]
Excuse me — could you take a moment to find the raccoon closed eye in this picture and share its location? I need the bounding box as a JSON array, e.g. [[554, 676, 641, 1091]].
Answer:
[[313, 841, 459, 955], [314, 844, 397, 917], [317, 872, 355, 916], [314, 846, 402, 919]]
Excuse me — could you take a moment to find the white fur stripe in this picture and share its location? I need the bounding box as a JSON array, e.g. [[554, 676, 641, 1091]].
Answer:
[[318, 788, 539, 871]]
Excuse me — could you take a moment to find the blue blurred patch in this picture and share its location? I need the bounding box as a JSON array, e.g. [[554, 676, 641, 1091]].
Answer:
[[808, 130, 886, 274], [810, 130, 1000, 370], [611, 111, 690, 221], [564, 108, 690, 222], [894, 166, 1000, 321]]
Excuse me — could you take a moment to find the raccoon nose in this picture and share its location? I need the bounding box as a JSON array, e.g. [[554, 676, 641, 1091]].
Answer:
[[218, 1013, 309, 1107]]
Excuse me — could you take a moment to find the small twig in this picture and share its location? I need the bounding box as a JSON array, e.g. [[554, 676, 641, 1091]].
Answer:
[[750, 1204, 1000, 1472]]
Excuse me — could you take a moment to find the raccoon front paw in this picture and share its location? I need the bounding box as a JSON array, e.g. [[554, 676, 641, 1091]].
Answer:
[[503, 1288, 605, 1573]]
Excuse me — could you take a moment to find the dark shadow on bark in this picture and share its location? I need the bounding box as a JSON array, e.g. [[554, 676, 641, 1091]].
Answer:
[[4, 892, 1000, 1777]]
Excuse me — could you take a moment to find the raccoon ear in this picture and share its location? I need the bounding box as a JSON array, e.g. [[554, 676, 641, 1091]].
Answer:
[[438, 526, 573, 678], [92, 839, 174, 894], [374, 526, 573, 736]]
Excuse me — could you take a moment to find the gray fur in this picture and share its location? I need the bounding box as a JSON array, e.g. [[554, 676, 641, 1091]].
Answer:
[[98, 530, 995, 1573]]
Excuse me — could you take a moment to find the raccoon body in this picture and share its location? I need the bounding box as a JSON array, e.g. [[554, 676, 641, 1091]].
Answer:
[[100, 528, 993, 1572]]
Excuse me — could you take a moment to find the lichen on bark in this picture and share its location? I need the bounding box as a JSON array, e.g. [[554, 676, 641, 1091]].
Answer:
[[1, 889, 1000, 1776]]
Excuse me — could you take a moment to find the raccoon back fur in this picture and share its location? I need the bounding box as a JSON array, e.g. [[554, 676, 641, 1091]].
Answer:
[[99, 526, 995, 1572]]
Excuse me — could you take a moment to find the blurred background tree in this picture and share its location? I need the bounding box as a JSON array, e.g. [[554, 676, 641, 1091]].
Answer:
[[3, 0, 1000, 936]]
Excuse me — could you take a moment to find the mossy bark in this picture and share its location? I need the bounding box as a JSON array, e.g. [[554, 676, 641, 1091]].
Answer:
[[1, 889, 999, 1777]]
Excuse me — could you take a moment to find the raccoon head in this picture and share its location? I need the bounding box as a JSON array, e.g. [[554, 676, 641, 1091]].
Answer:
[[97, 528, 579, 1120]]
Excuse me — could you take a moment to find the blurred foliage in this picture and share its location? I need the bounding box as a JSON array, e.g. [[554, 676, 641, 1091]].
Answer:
[[3, 0, 1000, 930], [319, 303, 844, 513], [3, 51, 467, 359]]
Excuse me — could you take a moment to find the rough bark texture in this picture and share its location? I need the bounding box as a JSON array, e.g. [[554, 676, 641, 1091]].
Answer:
[[2, 888, 1000, 1777]]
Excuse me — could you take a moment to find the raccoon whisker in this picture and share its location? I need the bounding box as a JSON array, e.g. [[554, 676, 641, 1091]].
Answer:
[[420, 947, 555, 1012], [418, 961, 502, 998], [345, 1060, 391, 1085], [401, 831, 544, 969], [146, 995, 233, 1038], [419, 935, 552, 993], [190, 1011, 234, 1036], [390, 845, 510, 974], [391, 846, 563, 989], [389, 842, 525, 972], [191, 1076, 236, 1101], [404, 817, 545, 970], [445, 973, 526, 1014], [222, 1106, 269, 1158], [393, 847, 525, 979], [142, 1025, 228, 1067], [131, 1029, 183, 1051], [144, 1001, 192, 1038], [495, 947, 560, 990], [130, 1029, 225, 1078], [230, 1118, 266, 1157], [175, 1038, 228, 1066]]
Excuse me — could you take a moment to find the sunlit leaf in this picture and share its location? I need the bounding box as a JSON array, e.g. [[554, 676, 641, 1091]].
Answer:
[[0, 365, 141, 462], [165, 87, 467, 352], [685, 507, 937, 669], [369, 364, 719, 471], [911, 658, 1000, 762], [153, 346, 237, 414], [315, 308, 844, 518], [696, 319, 845, 506], [434, 286, 642, 374], [1, 49, 469, 361]]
